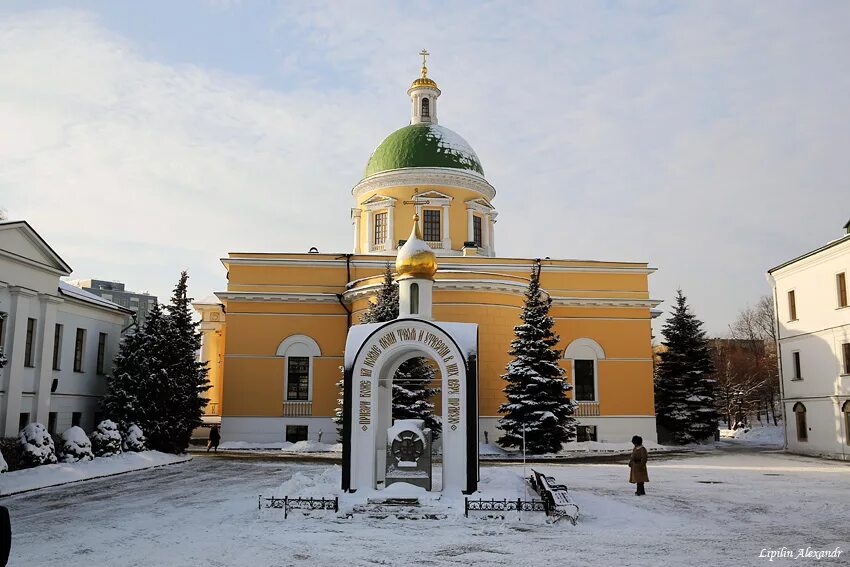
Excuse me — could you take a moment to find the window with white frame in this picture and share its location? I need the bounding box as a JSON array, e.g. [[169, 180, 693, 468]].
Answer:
[[564, 338, 605, 403], [374, 212, 387, 245], [277, 335, 321, 403], [423, 209, 441, 241]]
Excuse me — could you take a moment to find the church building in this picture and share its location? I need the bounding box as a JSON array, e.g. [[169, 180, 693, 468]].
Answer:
[[196, 55, 661, 446]]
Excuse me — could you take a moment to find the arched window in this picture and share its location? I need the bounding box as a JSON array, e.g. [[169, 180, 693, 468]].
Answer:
[[843, 401, 850, 445], [276, 335, 321, 402], [410, 283, 420, 315], [564, 338, 606, 402], [421, 97, 430, 118], [793, 402, 807, 442]]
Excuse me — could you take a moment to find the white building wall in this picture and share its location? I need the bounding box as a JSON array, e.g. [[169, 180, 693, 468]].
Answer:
[[770, 234, 850, 461]]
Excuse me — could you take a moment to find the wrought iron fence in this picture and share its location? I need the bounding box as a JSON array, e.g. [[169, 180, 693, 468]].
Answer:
[[464, 497, 548, 518], [259, 495, 338, 519]]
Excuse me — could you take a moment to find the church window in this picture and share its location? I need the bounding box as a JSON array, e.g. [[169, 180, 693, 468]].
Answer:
[[473, 215, 482, 247], [794, 402, 807, 441], [421, 97, 430, 118], [25, 318, 36, 367], [837, 272, 848, 308], [843, 342, 850, 375], [574, 359, 596, 401], [411, 283, 420, 315], [374, 212, 387, 245], [423, 209, 441, 241], [787, 290, 797, 320], [287, 357, 310, 401]]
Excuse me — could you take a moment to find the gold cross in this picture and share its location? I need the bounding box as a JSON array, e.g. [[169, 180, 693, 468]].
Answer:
[[419, 49, 429, 67]]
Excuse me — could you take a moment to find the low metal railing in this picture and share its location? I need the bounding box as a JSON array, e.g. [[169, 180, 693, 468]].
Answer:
[[464, 497, 548, 517], [258, 495, 338, 519]]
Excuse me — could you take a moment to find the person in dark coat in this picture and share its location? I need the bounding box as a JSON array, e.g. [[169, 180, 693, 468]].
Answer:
[[207, 425, 221, 453], [628, 435, 649, 495]]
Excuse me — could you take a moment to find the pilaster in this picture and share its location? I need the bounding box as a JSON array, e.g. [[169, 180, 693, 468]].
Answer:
[[3, 286, 37, 436], [33, 294, 63, 425]]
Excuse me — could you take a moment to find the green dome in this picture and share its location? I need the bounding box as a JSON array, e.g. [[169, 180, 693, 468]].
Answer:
[[364, 123, 484, 178]]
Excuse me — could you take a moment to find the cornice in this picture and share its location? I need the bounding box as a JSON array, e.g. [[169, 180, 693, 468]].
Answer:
[[222, 256, 656, 275], [215, 291, 341, 304], [352, 167, 496, 201]]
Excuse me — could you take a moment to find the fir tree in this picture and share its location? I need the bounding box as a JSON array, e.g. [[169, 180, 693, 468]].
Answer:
[[103, 272, 210, 454], [498, 263, 575, 453], [359, 264, 399, 324], [654, 290, 719, 444]]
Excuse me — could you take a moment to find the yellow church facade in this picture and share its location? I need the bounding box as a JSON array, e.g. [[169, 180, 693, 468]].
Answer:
[[196, 58, 661, 446]]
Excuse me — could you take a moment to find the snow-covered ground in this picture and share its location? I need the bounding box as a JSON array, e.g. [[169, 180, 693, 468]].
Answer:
[[0, 451, 191, 495], [4, 448, 849, 566], [720, 423, 785, 446]]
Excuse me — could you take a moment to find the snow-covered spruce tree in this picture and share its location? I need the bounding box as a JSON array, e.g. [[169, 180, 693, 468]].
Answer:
[[148, 271, 211, 454], [103, 303, 164, 430], [498, 263, 575, 454], [59, 426, 94, 463], [654, 290, 719, 444], [91, 419, 123, 457], [18, 422, 58, 467], [122, 424, 147, 452]]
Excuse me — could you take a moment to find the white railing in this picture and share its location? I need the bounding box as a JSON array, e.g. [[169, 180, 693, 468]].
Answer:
[[574, 401, 600, 417], [426, 241, 443, 249], [369, 241, 386, 252], [282, 401, 313, 417]]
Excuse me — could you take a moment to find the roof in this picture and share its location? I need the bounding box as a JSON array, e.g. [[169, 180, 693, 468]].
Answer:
[[193, 294, 223, 306], [0, 220, 72, 275], [768, 232, 850, 273], [363, 124, 484, 179], [59, 281, 132, 314]]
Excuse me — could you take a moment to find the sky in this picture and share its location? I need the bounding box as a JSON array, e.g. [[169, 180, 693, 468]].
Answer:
[[1, 1, 848, 336]]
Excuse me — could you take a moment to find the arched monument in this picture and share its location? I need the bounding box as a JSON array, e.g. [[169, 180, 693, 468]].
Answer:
[[341, 215, 479, 494]]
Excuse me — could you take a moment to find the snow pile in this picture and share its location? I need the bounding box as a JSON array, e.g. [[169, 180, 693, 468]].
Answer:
[[18, 422, 57, 467], [0, 451, 191, 495], [123, 424, 147, 452], [218, 440, 341, 452], [0, 448, 7, 473], [720, 424, 784, 446], [91, 420, 123, 457], [58, 426, 94, 463], [479, 443, 507, 456], [273, 465, 341, 498]]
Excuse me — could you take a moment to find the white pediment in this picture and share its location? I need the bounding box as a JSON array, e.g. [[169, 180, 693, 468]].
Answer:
[[0, 221, 72, 275]]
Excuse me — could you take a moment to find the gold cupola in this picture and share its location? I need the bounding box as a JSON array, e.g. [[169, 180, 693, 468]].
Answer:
[[396, 214, 437, 279]]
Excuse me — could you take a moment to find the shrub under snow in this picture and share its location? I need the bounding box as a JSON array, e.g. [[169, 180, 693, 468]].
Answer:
[[59, 426, 94, 463], [18, 422, 58, 467], [91, 420, 123, 457], [122, 424, 147, 452]]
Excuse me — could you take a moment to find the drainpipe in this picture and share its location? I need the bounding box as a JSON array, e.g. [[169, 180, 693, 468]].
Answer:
[[768, 275, 788, 452], [336, 254, 353, 329]]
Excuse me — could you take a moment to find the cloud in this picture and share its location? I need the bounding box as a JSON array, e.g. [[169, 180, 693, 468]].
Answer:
[[1, 3, 849, 335]]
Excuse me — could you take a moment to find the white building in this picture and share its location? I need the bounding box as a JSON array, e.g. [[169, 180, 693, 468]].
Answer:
[[0, 221, 130, 437], [767, 219, 850, 461]]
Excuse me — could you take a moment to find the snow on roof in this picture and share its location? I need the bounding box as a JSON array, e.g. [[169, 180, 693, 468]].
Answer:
[[59, 281, 131, 313], [193, 294, 222, 306]]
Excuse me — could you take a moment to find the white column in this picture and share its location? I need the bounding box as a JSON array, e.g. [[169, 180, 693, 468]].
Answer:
[[3, 287, 36, 436], [482, 213, 491, 255], [352, 209, 362, 254], [466, 208, 474, 243], [490, 218, 497, 257], [33, 294, 61, 425], [364, 209, 373, 252], [387, 205, 396, 251], [442, 204, 451, 250]]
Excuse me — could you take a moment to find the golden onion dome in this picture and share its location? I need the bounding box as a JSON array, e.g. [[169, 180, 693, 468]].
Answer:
[[396, 214, 437, 279]]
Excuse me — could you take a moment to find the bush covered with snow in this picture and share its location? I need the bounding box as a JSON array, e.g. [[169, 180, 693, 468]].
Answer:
[[122, 424, 147, 452], [17, 422, 58, 468], [59, 426, 94, 463], [91, 420, 123, 457]]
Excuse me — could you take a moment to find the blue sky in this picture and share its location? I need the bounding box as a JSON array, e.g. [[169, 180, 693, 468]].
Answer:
[[1, 1, 849, 335]]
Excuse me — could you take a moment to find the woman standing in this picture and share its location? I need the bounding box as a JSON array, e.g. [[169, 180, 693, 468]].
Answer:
[[207, 425, 221, 453], [628, 435, 648, 495]]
